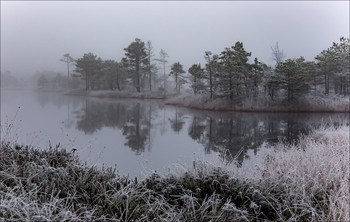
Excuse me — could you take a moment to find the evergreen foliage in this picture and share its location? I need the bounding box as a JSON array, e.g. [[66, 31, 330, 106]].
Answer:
[[75, 52, 103, 90], [216, 42, 252, 101], [315, 37, 350, 95], [273, 57, 310, 101], [66, 36, 348, 104], [170, 62, 186, 94], [123, 38, 148, 92], [250, 58, 265, 99], [188, 64, 205, 95]]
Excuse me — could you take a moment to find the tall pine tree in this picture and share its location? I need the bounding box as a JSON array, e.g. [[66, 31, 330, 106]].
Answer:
[[124, 38, 147, 92], [188, 64, 205, 95], [274, 57, 310, 101], [170, 62, 186, 94], [217, 41, 251, 101]]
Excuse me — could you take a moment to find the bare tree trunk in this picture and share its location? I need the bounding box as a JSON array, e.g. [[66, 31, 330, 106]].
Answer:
[[149, 59, 152, 91], [175, 74, 178, 94], [271, 42, 284, 66], [136, 61, 140, 92], [147, 41, 152, 91], [163, 62, 166, 89], [116, 63, 121, 91], [67, 62, 70, 89], [314, 74, 317, 96], [85, 71, 88, 91], [325, 73, 329, 95], [148, 103, 152, 151]]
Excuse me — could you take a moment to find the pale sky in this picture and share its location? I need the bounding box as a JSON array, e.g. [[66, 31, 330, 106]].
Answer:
[[1, 1, 349, 76]]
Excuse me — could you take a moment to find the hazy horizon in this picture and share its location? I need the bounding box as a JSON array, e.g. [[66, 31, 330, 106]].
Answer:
[[1, 1, 349, 77]]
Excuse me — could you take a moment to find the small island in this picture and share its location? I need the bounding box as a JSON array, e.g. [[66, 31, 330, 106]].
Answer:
[[33, 37, 350, 113]]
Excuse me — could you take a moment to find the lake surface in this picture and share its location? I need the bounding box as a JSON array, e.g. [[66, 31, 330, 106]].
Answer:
[[1, 89, 349, 177]]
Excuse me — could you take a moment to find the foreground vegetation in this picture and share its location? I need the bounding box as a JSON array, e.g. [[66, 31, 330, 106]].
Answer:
[[1, 126, 349, 221]]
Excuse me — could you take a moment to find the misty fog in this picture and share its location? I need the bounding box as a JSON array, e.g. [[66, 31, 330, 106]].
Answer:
[[1, 1, 348, 80]]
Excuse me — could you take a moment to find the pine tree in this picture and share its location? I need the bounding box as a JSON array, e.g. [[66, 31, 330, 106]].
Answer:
[[188, 64, 205, 95], [204, 51, 218, 99], [217, 41, 251, 101], [145, 41, 157, 91], [250, 58, 264, 99], [60, 53, 74, 89], [170, 62, 186, 94], [155, 49, 169, 91], [274, 57, 310, 101], [315, 37, 350, 95], [75, 53, 103, 91], [124, 38, 147, 92], [102, 60, 118, 90]]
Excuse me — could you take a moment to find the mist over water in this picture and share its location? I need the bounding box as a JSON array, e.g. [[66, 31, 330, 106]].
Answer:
[[1, 89, 348, 177]]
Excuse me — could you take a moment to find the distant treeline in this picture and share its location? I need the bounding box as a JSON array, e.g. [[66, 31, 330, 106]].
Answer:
[[37, 71, 81, 90], [44, 37, 349, 102]]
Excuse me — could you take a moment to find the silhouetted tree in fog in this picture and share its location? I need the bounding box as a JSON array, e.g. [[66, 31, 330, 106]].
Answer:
[[170, 62, 186, 94], [124, 38, 147, 92], [204, 51, 218, 99], [271, 42, 284, 67], [146, 41, 158, 91], [60, 53, 75, 88], [155, 49, 169, 91], [102, 60, 118, 90], [188, 63, 205, 95], [75, 53, 103, 90]]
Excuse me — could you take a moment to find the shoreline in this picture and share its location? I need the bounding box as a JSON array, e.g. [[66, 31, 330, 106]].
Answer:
[[165, 101, 350, 113], [65, 89, 170, 100], [1, 125, 348, 221], [32, 88, 350, 113], [164, 94, 350, 113]]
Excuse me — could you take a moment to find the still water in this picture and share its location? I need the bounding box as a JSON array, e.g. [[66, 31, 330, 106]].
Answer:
[[1, 89, 348, 177]]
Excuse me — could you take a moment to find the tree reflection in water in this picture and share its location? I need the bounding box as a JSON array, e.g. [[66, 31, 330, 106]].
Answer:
[[73, 99, 348, 160], [168, 109, 186, 133], [187, 112, 315, 162], [122, 103, 149, 154], [75, 100, 154, 154]]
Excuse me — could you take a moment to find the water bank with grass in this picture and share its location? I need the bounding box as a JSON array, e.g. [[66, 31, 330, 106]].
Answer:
[[64, 89, 349, 112], [1, 125, 348, 221], [65, 89, 172, 100], [165, 94, 350, 112]]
